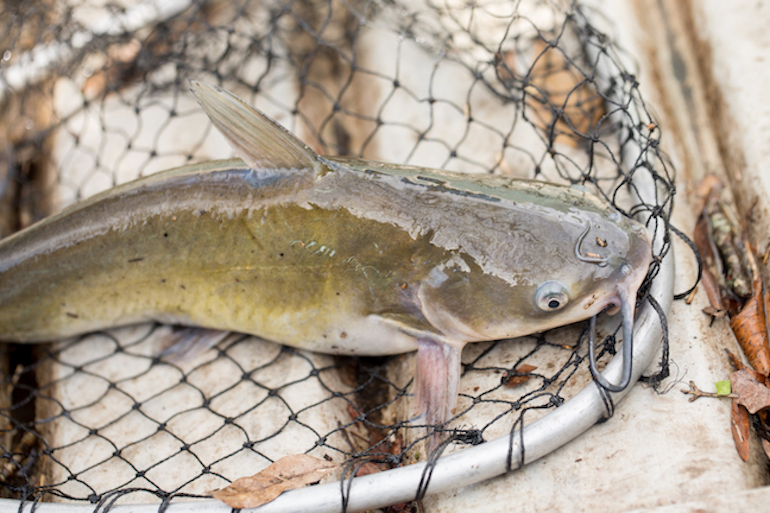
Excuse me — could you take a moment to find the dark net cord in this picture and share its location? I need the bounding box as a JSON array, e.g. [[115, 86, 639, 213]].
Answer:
[[0, 0, 695, 510]]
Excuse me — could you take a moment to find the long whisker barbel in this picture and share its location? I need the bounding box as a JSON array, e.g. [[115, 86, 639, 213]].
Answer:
[[587, 313, 633, 393], [575, 224, 609, 267]]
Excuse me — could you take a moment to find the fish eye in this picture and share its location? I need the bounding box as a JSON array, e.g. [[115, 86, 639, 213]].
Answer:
[[535, 281, 570, 312]]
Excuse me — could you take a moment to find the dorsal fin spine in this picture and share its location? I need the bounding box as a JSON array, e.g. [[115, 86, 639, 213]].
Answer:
[[189, 80, 327, 178]]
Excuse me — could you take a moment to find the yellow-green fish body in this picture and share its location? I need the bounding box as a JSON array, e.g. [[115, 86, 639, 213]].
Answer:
[[0, 82, 652, 431]]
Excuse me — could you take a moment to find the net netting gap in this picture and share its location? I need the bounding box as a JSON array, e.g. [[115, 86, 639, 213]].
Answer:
[[0, 0, 678, 510]]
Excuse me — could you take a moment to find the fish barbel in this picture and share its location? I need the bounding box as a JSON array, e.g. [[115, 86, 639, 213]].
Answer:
[[0, 81, 651, 436]]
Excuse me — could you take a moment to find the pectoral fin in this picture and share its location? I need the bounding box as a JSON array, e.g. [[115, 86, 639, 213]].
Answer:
[[189, 80, 324, 175], [159, 326, 233, 362], [413, 338, 462, 451]]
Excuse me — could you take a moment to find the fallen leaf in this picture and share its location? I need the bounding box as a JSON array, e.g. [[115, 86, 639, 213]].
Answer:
[[724, 350, 766, 382], [386, 502, 422, 513], [699, 255, 726, 312], [336, 357, 359, 388], [692, 212, 726, 312], [499, 41, 605, 147], [354, 461, 388, 477], [730, 278, 770, 377], [764, 288, 770, 361], [731, 399, 751, 462], [702, 305, 727, 318], [725, 349, 742, 370], [731, 369, 770, 414], [347, 403, 362, 423], [210, 454, 339, 509], [503, 363, 538, 388], [692, 174, 722, 216]]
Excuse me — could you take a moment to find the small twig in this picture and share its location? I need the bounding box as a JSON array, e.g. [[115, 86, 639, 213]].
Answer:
[[685, 284, 698, 305], [681, 380, 738, 402]]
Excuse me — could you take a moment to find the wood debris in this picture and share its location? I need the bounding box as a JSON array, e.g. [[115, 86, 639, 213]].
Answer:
[[688, 175, 770, 461], [503, 364, 538, 388]]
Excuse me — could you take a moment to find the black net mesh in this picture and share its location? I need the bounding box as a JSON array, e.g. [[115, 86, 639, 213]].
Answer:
[[0, 0, 676, 509]]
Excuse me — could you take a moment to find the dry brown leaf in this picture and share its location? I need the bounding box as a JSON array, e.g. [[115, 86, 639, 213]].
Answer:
[[692, 174, 722, 218], [731, 369, 770, 414], [336, 356, 360, 388], [0, 158, 16, 239], [354, 461, 388, 477], [210, 454, 339, 509], [764, 289, 770, 361], [692, 213, 726, 312], [700, 266, 727, 313], [730, 279, 770, 376], [503, 364, 538, 388], [731, 399, 751, 462], [702, 306, 727, 318], [725, 348, 743, 371], [499, 40, 605, 147], [724, 350, 766, 382]]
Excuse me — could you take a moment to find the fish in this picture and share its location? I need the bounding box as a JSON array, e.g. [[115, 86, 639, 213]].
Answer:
[[0, 81, 651, 443]]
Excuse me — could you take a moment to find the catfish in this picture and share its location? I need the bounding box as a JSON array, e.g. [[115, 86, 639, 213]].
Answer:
[[0, 81, 651, 442]]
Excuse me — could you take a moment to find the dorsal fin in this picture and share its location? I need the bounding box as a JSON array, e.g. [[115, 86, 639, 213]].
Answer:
[[189, 80, 322, 175]]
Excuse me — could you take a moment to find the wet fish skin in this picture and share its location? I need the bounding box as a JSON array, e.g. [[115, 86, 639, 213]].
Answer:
[[0, 82, 652, 438]]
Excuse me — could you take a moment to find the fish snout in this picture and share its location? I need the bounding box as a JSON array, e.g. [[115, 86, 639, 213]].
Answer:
[[603, 256, 649, 317]]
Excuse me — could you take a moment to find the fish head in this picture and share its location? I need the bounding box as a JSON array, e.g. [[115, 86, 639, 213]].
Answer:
[[416, 202, 652, 345], [518, 207, 652, 336], [544, 208, 651, 339]]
